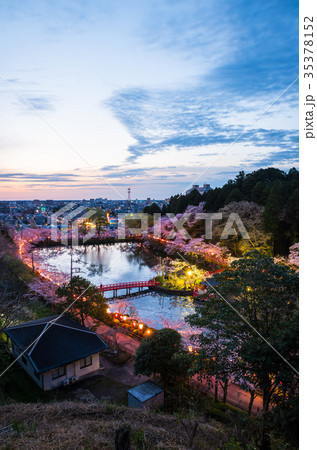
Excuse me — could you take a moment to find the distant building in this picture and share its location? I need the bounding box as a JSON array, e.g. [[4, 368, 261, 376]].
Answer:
[[34, 214, 46, 226], [0, 202, 10, 214], [128, 381, 164, 409], [185, 184, 211, 195], [5, 315, 108, 391]]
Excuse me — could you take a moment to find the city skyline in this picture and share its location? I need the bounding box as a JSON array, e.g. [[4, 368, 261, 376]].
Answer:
[[0, 0, 298, 200]]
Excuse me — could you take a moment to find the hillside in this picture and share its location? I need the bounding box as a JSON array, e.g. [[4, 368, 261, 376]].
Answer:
[[0, 401, 236, 449]]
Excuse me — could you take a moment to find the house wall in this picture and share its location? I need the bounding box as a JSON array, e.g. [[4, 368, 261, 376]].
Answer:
[[42, 353, 100, 391], [143, 392, 164, 410], [8, 337, 100, 391], [10, 342, 43, 389]]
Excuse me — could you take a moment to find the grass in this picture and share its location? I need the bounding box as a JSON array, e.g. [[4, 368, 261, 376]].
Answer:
[[25, 300, 52, 320], [0, 401, 233, 449], [165, 380, 249, 423], [86, 376, 132, 404]]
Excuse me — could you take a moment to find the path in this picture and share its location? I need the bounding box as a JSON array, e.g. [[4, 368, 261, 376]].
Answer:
[[87, 318, 263, 415]]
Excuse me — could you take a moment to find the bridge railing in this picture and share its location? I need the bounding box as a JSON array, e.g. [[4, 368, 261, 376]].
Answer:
[[98, 280, 157, 292]]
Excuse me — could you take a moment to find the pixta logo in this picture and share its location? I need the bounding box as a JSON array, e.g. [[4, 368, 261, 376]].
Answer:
[[51, 203, 98, 246], [118, 212, 250, 240]]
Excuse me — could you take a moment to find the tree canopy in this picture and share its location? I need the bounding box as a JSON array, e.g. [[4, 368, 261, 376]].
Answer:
[[55, 276, 109, 326], [134, 328, 190, 394], [186, 251, 298, 446], [165, 168, 298, 255]]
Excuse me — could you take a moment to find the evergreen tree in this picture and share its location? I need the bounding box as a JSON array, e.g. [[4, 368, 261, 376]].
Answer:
[[187, 251, 298, 448], [263, 183, 284, 252], [143, 203, 161, 214], [134, 328, 188, 395], [56, 276, 109, 326], [224, 188, 244, 205]]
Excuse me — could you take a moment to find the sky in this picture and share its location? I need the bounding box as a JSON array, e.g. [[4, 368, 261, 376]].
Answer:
[[0, 0, 298, 200]]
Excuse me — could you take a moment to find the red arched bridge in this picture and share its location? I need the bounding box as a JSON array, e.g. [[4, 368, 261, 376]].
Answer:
[[98, 280, 159, 296]]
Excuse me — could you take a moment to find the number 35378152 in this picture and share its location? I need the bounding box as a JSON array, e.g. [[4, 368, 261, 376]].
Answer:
[[304, 17, 314, 78]]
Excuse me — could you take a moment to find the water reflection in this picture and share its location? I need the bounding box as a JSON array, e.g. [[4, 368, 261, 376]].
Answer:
[[34, 243, 195, 328]]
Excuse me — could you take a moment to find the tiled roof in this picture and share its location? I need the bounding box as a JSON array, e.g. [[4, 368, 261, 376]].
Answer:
[[5, 315, 108, 373]]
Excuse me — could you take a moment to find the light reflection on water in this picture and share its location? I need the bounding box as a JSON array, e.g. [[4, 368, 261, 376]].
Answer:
[[34, 243, 196, 328]]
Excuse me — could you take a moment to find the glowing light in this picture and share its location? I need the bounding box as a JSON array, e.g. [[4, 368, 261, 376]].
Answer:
[[106, 308, 111, 314], [123, 315, 127, 321], [187, 270, 193, 276], [139, 323, 144, 330], [133, 322, 137, 327], [188, 345, 193, 353], [247, 286, 252, 292], [146, 329, 151, 334]]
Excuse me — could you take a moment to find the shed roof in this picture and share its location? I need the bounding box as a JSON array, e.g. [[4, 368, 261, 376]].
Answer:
[[128, 381, 163, 403], [5, 315, 108, 373]]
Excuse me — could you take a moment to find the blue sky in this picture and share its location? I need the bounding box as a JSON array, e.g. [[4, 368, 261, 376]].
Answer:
[[0, 0, 298, 200]]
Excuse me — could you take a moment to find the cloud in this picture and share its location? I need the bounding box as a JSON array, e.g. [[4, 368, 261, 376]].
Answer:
[[244, 150, 299, 168], [0, 173, 79, 182], [16, 96, 55, 112], [105, 84, 298, 165], [100, 0, 298, 176]]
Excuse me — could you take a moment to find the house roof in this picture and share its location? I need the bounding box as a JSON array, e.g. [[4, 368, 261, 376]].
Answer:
[[5, 315, 108, 373], [128, 381, 163, 403], [202, 277, 219, 287]]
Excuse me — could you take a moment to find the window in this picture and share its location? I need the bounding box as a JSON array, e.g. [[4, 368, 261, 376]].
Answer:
[[80, 356, 92, 369], [52, 366, 66, 380]]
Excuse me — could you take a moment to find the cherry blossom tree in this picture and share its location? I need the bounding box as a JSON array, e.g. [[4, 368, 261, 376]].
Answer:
[[289, 243, 299, 267]]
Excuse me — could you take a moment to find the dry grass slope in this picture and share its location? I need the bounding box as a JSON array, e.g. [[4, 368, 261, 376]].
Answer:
[[0, 401, 230, 449]]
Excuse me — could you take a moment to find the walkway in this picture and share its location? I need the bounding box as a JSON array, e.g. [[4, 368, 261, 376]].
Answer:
[[86, 318, 263, 415]]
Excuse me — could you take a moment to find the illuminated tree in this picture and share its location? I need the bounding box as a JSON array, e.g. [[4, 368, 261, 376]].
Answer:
[[55, 276, 109, 326], [94, 209, 109, 238], [217, 251, 298, 448]]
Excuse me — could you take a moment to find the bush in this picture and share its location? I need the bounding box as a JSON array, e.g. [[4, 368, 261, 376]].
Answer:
[[204, 407, 232, 424]]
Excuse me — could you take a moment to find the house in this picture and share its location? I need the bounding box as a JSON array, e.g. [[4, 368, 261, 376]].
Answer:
[[185, 183, 211, 195], [128, 381, 164, 410], [5, 315, 108, 391]]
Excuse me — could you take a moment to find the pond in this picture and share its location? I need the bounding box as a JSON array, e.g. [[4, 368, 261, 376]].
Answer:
[[34, 243, 196, 329]]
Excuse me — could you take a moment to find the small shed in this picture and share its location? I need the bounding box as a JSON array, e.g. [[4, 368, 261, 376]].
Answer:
[[128, 381, 164, 409]]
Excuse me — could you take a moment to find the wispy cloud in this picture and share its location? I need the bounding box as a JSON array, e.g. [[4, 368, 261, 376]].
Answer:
[[0, 173, 79, 182], [15, 96, 55, 112], [0, 0, 299, 199]]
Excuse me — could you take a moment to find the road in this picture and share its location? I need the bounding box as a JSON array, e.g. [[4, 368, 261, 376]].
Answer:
[[87, 318, 263, 415]]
